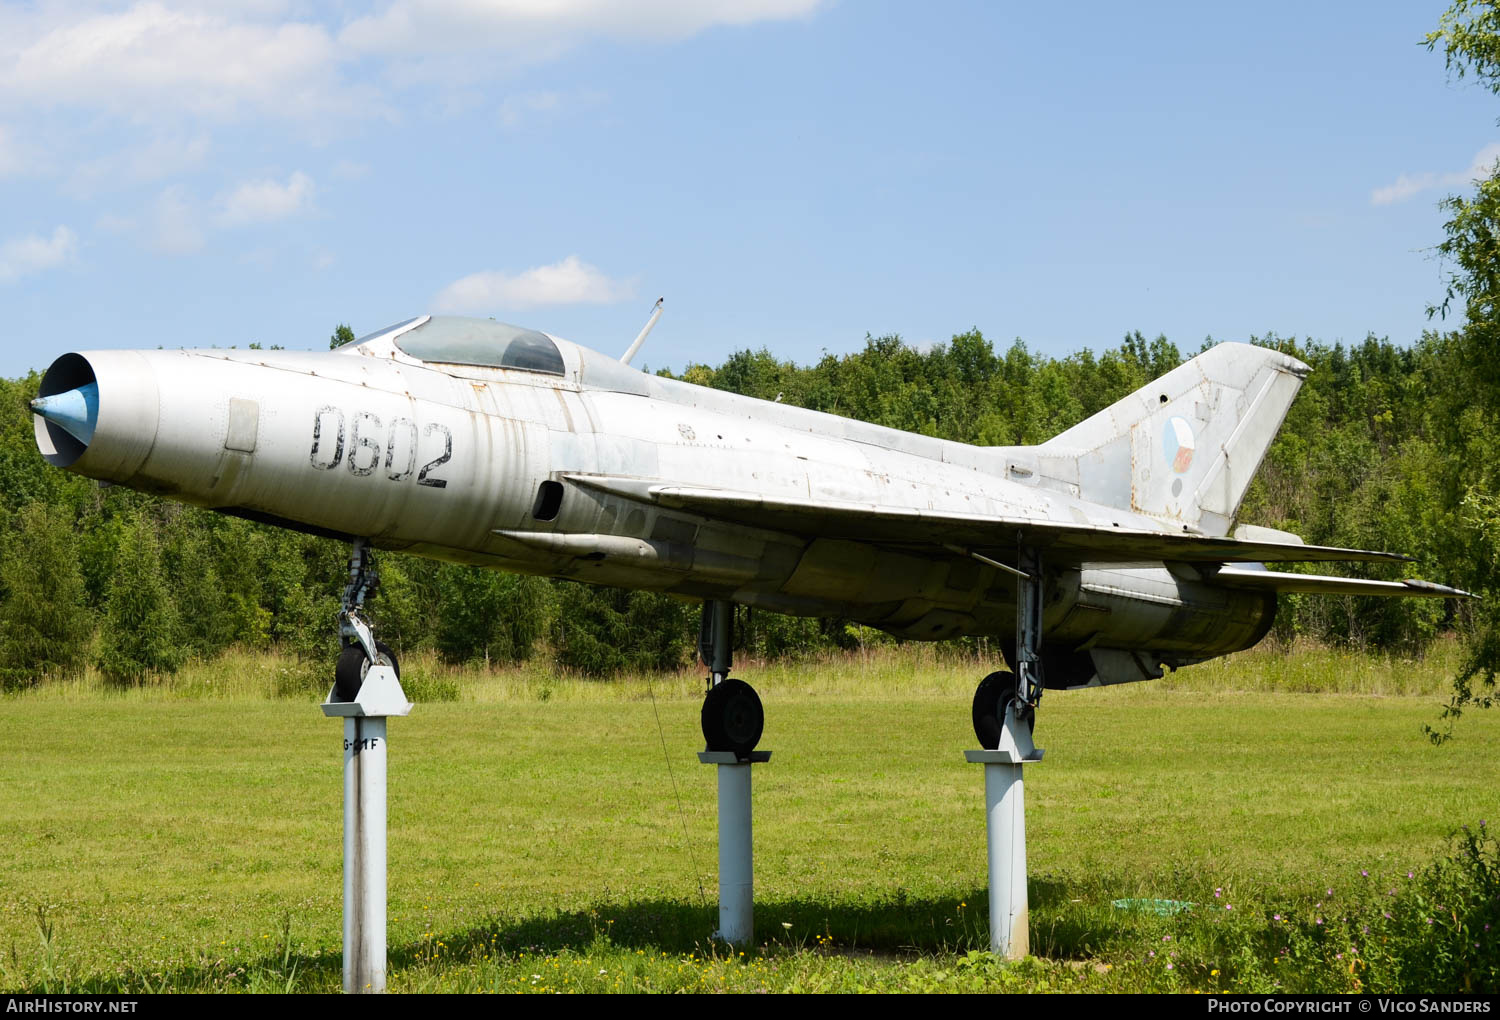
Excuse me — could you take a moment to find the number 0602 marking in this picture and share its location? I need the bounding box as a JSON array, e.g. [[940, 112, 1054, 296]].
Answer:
[[310, 407, 451, 489]]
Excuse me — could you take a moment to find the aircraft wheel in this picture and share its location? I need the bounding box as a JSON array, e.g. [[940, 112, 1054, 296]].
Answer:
[[972, 670, 1031, 749], [702, 678, 764, 756], [334, 640, 399, 702]]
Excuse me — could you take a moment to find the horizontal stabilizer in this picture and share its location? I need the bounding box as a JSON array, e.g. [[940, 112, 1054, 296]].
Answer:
[[565, 474, 1410, 567], [1211, 566, 1474, 599]]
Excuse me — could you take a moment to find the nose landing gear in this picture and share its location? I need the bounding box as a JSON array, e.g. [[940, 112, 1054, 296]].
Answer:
[[332, 538, 400, 703], [335, 640, 401, 704]]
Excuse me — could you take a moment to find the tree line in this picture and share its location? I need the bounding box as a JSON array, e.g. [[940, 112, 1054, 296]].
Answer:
[[0, 323, 1492, 689]]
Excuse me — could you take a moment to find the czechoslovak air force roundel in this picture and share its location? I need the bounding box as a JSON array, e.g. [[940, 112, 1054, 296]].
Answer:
[[1163, 415, 1195, 473]]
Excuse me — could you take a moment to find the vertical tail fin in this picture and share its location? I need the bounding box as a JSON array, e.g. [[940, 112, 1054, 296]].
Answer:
[[1035, 342, 1308, 536]]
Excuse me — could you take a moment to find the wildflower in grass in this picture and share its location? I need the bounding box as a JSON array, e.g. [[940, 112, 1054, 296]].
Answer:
[[1326, 888, 1333, 897], [1361, 870, 1368, 877], [1214, 888, 1222, 898], [1317, 918, 1324, 925]]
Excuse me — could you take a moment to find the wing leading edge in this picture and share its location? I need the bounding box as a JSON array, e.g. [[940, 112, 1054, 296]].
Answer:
[[564, 474, 1428, 570]]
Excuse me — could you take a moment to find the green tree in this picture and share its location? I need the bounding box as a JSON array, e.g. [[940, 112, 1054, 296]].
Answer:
[[97, 514, 185, 685], [0, 503, 92, 687], [330, 323, 356, 350], [1417, 0, 1500, 736], [435, 565, 551, 665], [550, 582, 690, 676]]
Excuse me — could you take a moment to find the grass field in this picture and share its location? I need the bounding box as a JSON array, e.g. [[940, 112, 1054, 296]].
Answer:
[[0, 641, 1496, 993]]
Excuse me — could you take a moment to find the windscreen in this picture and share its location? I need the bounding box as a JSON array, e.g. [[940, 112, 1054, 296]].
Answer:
[[394, 316, 564, 375]]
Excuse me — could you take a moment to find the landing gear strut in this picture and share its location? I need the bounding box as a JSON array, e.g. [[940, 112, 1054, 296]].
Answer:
[[319, 538, 412, 995], [965, 541, 1045, 960], [695, 598, 769, 949], [972, 543, 1044, 749], [698, 600, 763, 756], [333, 538, 400, 702]]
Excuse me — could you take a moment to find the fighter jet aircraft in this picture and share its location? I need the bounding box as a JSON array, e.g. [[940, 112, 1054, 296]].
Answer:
[[29, 314, 1470, 752]]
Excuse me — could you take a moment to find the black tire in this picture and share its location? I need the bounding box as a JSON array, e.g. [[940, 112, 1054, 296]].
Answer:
[[334, 640, 399, 703], [971, 670, 1031, 748], [701, 678, 764, 756]]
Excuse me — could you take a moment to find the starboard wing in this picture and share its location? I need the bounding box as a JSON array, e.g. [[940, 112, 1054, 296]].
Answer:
[[564, 474, 1413, 568]]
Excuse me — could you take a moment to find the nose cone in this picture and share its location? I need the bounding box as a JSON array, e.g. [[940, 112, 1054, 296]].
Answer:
[[30, 383, 98, 445], [34, 350, 160, 478]]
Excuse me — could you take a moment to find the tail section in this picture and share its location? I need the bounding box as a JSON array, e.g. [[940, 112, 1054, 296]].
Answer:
[[1033, 342, 1308, 536]]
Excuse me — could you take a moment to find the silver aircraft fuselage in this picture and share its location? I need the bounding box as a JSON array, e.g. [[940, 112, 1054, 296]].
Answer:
[[36, 315, 1455, 689]]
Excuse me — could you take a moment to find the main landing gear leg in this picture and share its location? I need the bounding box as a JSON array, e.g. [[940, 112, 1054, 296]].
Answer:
[[965, 542, 1045, 960], [696, 599, 769, 949], [321, 538, 412, 994]]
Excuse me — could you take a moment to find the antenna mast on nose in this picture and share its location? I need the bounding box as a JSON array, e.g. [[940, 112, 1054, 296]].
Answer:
[[620, 297, 664, 366]]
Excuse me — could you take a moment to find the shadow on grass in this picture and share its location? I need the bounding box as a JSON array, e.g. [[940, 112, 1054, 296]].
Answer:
[[8, 880, 1152, 992]]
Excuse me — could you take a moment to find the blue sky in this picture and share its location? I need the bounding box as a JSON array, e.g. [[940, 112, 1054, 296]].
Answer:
[[0, 0, 1493, 379]]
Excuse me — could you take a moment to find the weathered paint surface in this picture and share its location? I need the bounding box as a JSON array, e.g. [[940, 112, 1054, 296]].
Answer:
[[33, 317, 1462, 688]]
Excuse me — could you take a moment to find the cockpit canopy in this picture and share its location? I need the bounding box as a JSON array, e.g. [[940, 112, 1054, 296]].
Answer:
[[354, 316, 565, 376]]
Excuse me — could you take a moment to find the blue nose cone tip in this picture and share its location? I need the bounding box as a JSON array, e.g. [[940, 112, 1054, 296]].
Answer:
[[31, 383, 98, 446]]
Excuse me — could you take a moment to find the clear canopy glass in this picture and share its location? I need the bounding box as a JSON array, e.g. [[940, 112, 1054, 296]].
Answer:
[[393, 317, 564, 375]]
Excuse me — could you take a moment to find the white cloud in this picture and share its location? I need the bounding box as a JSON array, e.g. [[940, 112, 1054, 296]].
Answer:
[[0, 226, 78, 283], [1371, 143, 1500, 206], [218, 171, 315, 226], [146, 187, 205, 254], [497, 88, 606, 128], [0, 1, 821, 119], [0, 124, 26, 176], [344, 0, 823, 53], [433, 255, 634, 312], [498, 91, 562, 128], [68, 133, 211, 194], [0, 2, 363, 121], [341, 0, 825, 81]]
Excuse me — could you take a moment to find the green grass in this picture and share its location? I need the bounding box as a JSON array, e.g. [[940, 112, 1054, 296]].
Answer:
[[0, 643, 1494, 992]]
